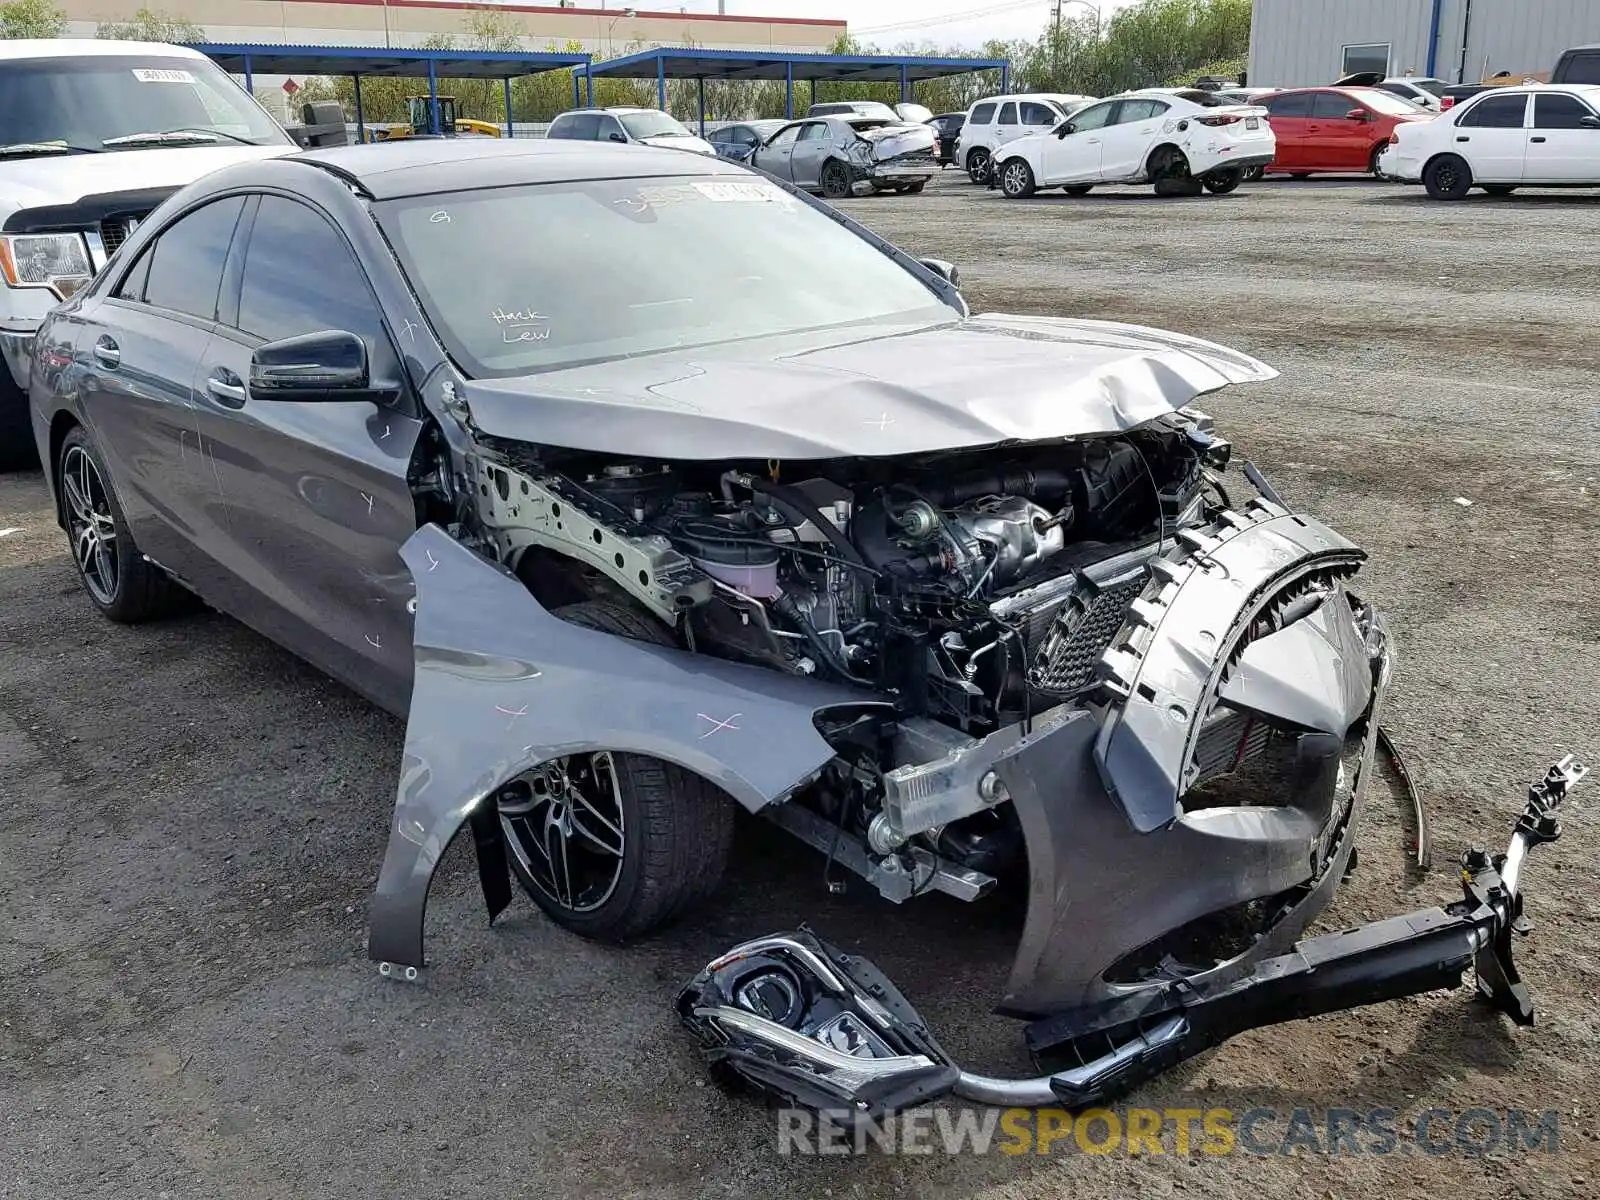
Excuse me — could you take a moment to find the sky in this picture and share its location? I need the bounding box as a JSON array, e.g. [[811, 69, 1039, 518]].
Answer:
[[717, 0, 1141, 50]]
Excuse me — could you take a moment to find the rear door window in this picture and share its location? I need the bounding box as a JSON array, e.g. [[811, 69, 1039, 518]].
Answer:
[[140, 196, 247, 321], [1458, 93, 1529, 127], [1267, 92, 1314, 118], [997, 102, 1018, 126]]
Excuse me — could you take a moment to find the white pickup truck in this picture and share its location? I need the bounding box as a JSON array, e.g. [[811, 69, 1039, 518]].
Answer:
[[1, 39, 297, 469]]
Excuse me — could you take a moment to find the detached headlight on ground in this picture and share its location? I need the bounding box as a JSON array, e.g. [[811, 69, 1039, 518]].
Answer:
[[0, 232, 94, 299]]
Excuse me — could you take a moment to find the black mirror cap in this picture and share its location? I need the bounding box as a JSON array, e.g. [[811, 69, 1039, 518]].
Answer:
[[250, 330, 374, 402], [919, 257, 960, 288], [608, 131, 626, 142], [1581, 115, 1600, 129]]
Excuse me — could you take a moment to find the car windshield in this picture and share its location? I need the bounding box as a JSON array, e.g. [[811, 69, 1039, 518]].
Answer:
[[379, 176, 953, 378], [0, 54, 290, 150], [1412, 79, 1447, 96], [619, 111, 693, 139], [1349, 88, 1426, 115]]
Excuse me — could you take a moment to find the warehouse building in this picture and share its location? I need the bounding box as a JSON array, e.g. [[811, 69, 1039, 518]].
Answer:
[[58, 0, 845, 56], [1248, 0, 1598, 88]]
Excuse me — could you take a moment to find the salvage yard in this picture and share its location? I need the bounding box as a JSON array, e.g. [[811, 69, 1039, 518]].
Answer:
[[3, 174, 1598, 1198]]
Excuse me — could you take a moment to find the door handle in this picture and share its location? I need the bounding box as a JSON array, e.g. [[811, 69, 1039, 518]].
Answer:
[[1457, 135, 1470, 142], [205, 371, 246, 406], [92, 336, 120, 369], [1087, 138, 1101, 144], [1530, 136, 1547, 143]]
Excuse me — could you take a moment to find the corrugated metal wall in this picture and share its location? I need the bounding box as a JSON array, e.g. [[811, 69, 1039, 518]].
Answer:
[[1249, 0, 1600, 88]]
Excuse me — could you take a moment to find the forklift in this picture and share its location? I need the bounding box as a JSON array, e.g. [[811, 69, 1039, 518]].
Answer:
[[364, 96, 503, 142]]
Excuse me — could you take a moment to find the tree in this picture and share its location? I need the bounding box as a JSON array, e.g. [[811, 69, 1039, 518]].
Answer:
[[96, 6, 205, 41], [0, 0, 67, 38]]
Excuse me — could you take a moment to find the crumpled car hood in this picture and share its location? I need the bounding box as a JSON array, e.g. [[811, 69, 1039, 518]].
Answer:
[[458, 314, 1276, 460], [856, 124, 937, 159]]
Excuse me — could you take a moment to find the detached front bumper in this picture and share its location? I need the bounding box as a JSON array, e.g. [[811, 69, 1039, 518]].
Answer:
[[0, 323, 35, 394]]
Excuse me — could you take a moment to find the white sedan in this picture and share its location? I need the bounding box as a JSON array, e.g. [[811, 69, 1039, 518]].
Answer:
[[991, 88, 1275, 198], [1378, 83, 1600, 199]]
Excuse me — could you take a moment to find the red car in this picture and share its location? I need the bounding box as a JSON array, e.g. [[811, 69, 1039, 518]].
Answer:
[[1261, 86, 1434, 177]]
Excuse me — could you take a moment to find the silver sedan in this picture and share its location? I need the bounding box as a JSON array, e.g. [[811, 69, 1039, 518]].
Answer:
[[747, 115, 938, 198]]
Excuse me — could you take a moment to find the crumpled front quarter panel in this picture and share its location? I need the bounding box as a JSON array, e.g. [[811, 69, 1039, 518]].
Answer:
[[367, 524, 882, 970]]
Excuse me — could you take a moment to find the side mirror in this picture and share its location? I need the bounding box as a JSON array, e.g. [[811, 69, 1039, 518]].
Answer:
[[1347, 109, 1371, 121], [250, 330, 375, 402], [607, 131, 626, 143], [1054, 122, 1076, 138], [1582, 115, 1600, 129], [918, 257, 960, 288]]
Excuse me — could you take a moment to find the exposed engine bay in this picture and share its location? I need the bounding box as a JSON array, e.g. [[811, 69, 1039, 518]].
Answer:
[[445, 410, 1232, 909]]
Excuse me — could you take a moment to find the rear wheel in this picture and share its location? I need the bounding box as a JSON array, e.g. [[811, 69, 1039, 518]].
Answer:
[[498, 598, 734, 942], [1243, 165, 1266, 182], [1151, 149, 1203, 197], [1482, 184, 1517, 197], [901, 180, 926, 194], [965, 146, 990, 184], [1368, 144, 1387, 176], [1203, 168, 1243, 195], [1423, 153, 1472, 200], [999, 157, 1036, 198], [819, 159, 852, 200], [57, 427, 190, 622], [1062, 184, 1094, 196]]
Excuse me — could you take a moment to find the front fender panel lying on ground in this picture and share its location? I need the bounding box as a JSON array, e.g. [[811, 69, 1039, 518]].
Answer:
[[367, 524, 885, 971]]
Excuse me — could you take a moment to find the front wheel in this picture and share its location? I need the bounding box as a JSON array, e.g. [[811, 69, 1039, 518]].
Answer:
[[1062, 184, 1094, 196], [498, 599, 734, 941], [1243, 165, 1266, 182], [57, 427, 190, 622], [965, 147, 990, 184], [1481, 184, 1517, 197], [1423, 154, 1472, 200], [1203, 169, 1242, 195], [999, 157, 1036, 198], [819, 159, 852, 200], [901, 180, 926, 194]]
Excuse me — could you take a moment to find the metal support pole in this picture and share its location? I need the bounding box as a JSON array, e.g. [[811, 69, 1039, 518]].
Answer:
[[1001, 63, 1010, 94], [572, 70, 580, 108], [586, 67, 593, 106], [657, 55, 665, 110], [504, 77, 514, 137], [809, 78, 816, 107], [784, 62, 793, 118], [243, 54, 253, 100], [697, 75, 705, 136], [353, 74, 365, 143], [427, 61, 439, 133], [899, 64, 909, 103]]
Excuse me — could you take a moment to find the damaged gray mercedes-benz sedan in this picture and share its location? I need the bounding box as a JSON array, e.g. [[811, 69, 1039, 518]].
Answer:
[[31, 139, 1582, 1115]]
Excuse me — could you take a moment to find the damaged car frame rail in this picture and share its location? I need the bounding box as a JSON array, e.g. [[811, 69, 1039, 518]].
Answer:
[[676, 756, 1587, 1117]]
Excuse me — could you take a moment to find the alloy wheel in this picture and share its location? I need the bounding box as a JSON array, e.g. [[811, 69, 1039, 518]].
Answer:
[[1002, 161, 1030, 196], [60, 445, 119, 605], [501, 752, 626, 913]]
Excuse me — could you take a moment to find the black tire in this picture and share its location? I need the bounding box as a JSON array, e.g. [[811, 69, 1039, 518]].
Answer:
[[57, 426, 190, 623], [1203, 169, 1243, 195], [0, 364, 39, 472], [901, 180, 926, 193], [1243, 165, 1265, 182], [1062, 184, 1093, 196], [1482, 184, 1517, 197], [1423, 154, 1472, 201], [1288, 172, 1311, 180], [1368, 144, 1386, 176], [819, 159, 852, 200], [499, 598, 734, 942], [998, 157, 1036, 198], [965, 146, 990, 184], [1151, 149, 1203, 197]]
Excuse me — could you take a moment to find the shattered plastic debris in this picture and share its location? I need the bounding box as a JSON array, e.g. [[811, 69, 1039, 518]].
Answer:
[[1454, 497, 1474, 507]]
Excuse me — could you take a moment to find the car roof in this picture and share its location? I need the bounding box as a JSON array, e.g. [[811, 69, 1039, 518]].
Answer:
[[293, 138, 745, 200], [0, 38, 208, 61], [555, 107, 660, 116]]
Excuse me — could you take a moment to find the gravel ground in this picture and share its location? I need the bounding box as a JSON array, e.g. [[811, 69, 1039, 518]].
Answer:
[[2, 173, 1598, 1199]]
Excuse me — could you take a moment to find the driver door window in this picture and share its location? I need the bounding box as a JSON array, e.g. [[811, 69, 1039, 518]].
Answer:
[[789, 122, 832, 188], [1019, 101, 1058, 128]]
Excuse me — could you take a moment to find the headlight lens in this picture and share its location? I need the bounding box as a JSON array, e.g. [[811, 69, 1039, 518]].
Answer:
[[0, 232, 94, 300]]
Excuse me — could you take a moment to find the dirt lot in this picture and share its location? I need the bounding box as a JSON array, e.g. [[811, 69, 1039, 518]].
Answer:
[[3, 173, 1598, 1199]]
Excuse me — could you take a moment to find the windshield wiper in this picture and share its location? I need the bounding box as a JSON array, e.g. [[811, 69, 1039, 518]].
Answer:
[[0, 141, 101, 158], [103, 127, 263, 148]]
